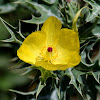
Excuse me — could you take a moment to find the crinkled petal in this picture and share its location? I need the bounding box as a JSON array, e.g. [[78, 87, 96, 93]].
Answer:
[[41, 16, 62, 46], [35, 60, 68, 71], [52, 28, 81, 67], [17, 31, 46, 65]]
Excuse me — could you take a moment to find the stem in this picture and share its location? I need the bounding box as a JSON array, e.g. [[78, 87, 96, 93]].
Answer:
[[15, 39, 23, 45]]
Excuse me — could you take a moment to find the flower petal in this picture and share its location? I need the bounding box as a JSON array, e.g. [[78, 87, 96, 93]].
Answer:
[[35, 60, 68, 71], [52, 28, 81, 67], [17, 31, 46, 65], [41, 16, 62, 46]]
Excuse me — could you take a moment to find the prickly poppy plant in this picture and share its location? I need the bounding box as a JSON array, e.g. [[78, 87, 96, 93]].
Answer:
[[17, 16, 81, 70], [0, 0, 100, 100]]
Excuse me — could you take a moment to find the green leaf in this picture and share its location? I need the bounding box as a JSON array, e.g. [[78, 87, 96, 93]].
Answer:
[[81, 48, 95, 67], [83, 0, 100, 22], [91, 71, 100, 84], [9, 89, 36, 95], [14, 0, 25, 3], [30, 66, 57, 84], [86, 94, 91, 100], [81, 39, 98, 67], [0, 3, 17, 14], [36, 81, 46, 99], [42, 0, 56, 4], [50, 90, 59, 100], [40, 69, 57, 84], [20, 0, 62, 24], [17, 20, 25, 39], [0, 20, 10, 40], [96, 85, 100, 91], [0, 43, 12, 48], [64, 68, 85, 96], [0, 17, 22, 44], [66, 0, 80, 23], [92, 25, 100, 38], [54, 84, 61, 100]]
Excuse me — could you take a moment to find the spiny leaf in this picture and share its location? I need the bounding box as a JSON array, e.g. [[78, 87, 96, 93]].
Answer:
[[30, 66, 57, 84], [91, 71, 100, 84], [0, 3, 17, 14], [36, 81, 46, 99], [54, 84, 61, 100], [21, 0, 62, 24], [92, 25, 100, 38], [66, 0, 80, 23], [9, 89, 36, 95], [8, 60, 25, 69], [0, 17, 22, 44], [64, 68, 85, 96], [81, 39, 98, 67], [0, 37, 14, 43], [18, 20, 25, 39], [83, 0, 100, 22], [81, 49, 95, 67]]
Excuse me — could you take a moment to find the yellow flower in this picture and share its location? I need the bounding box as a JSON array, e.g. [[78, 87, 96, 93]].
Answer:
[[17, 16, 81, 71]]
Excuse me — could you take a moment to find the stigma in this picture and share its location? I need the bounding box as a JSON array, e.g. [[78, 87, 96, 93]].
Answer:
[[47, 47, 53, 52]]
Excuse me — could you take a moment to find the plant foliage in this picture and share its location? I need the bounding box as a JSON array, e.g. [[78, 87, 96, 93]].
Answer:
[[0, 0, 100, 100]]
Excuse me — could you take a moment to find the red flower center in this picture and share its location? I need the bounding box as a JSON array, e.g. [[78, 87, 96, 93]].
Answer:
[[47, 47, 53, 52]]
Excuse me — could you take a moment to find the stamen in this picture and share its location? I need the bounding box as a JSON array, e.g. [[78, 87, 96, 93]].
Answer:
[[47, 47, 53, 52], [37, 46, 58, 63]]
